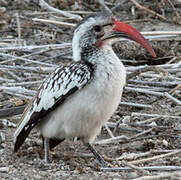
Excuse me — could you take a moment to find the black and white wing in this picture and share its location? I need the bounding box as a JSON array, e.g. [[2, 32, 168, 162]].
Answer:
[[14, 62, 93, 152]]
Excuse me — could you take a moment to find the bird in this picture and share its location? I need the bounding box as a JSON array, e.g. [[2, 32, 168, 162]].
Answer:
[[14, 11, 156, 166]]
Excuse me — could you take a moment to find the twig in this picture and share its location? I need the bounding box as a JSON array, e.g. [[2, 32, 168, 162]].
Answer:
[[39, 0, 82, 21], [38, 50, 72, 63], [128, 80, 180, 88], [129, 128, 154, 140], [129, 150, 181, 165], [15, 13, 21, 45], [107, 121, 181, 133], [4, 80, 42, 86], [166, 0, 181, 24], [137, 117, 160, 125], [0, 77, 15, 83], [98, 0, 112, 13], [0, 106, 25, 118], [125, 87, 164, 96], [166, 56, 178, 64], [1, 70, 22, 81], [127, 123, 181, 132], [67, 11, 93, 15], [95, 135, 129, 145], [0, 43, 71, 51], [173, 60, 181, 68], [127, 80, 179, 88], [0, 64, 54, 73], [107, 122, 142, 133], [0, 49, 49, 65], [125, 87, 181, 105], [127, 64, 177, 72], [134, 172, 181, 180], [116, 149, 176, 161], [111, 0, 127, 12], [0, 86, 35, 95], [122, 160, 148, 175], [120, 102, 152, 109], [141, 31, 181, 35], [32, 18, 76, 27], [167, 68, 181, 73], [139, 72, 181, 81], [127, 66, 167, 80], [164, 92, 181, 105], [127, 86, 171, 93], [0, 52, 57, 67], [101, 165, 181, 172], [117, 152, 151, 161], [2, 91, 32, 99], [169, 84, 181, 94], [129, 0, 168, 21], [104, 123, 114, 138], [131, 112, 181, 119]]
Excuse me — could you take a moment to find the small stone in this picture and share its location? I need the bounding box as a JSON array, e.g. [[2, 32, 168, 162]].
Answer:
[[0, 7, 6, 14], [28, 161, 33, 165], [0, 167, 10, 173], [0, 0, 8, 6], [122, 116, 130, 124], [150, 121, 157, 126], [27, 146, 33, 151], [0, 132, 5, 142], [2, 119, 16, 128], [19, 163, 24, 167], [33, 174, 42, 179], [162, 139, 168, 147], [129, 172, 138, 178], [1, 143, 6, 148]]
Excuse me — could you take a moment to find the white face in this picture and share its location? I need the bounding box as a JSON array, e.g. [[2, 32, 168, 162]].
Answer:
[[72, 17, 97, 62], [72, 12, 113, 62]]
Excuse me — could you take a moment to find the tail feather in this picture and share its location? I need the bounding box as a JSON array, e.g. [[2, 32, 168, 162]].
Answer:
[[14, 125, 34, 152], [13, 107, 40, 152], [13, 103, 54, 152]]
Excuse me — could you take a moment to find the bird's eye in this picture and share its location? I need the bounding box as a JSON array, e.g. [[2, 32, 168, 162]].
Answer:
[[93, 25, 102, 32]]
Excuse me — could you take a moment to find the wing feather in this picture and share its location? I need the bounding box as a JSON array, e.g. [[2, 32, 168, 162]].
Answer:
[[14, 62, 93, 152]]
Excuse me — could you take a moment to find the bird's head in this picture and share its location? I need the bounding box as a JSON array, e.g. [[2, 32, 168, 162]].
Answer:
[[72, 11, 156, 62]]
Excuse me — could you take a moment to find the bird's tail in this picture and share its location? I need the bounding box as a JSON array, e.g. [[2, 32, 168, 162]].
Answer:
[[14, 104, 35, 152]]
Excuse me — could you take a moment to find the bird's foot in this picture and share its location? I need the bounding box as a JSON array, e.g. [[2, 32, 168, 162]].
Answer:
[[85, 143, 108, 167], [44, 156, 50, 164], [98, 158, 108, 168]]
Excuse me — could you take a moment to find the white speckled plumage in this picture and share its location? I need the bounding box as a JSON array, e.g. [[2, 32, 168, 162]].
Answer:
[[39, 46, 126, 143], [14, 11, 155, 165], [14, 63, 93, 145], [13, 11, 126, 161]]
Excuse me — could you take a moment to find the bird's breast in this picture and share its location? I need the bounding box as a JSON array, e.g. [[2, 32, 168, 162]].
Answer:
[[39, 58, 126, 143]]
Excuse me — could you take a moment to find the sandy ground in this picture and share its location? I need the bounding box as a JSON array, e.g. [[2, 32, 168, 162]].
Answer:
[[0, 0, 181, 179]]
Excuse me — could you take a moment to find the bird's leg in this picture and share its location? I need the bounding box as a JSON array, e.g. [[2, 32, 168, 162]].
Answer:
[[44, 138, 50, 163], [85, 143, 107, 167]]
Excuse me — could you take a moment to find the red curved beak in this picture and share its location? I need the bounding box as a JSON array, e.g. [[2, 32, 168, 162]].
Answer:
[[113, 20, 156, 58]]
